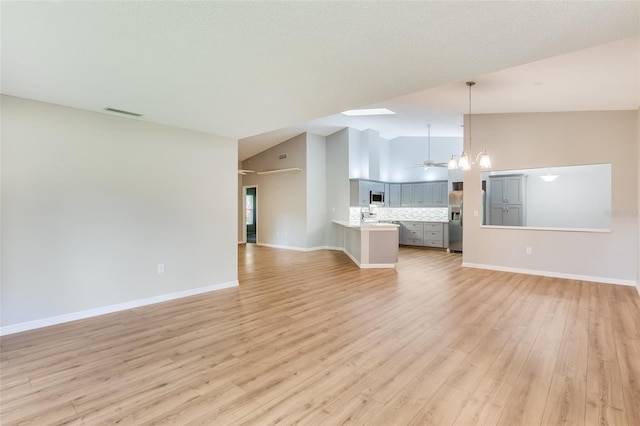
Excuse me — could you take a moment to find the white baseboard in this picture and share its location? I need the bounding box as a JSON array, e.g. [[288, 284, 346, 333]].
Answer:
[[462, 262, 636, 287], [361, 263, 396, 269], [342, 249, 361, 267], [256, 242, 329, 252], [0, 280, 239, 336]]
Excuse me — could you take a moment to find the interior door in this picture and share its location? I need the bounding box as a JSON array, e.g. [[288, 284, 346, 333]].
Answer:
[[245, 187, 257, 243]]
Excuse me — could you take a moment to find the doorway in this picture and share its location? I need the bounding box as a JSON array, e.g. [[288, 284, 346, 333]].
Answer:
[[244, 186, 257, 243]]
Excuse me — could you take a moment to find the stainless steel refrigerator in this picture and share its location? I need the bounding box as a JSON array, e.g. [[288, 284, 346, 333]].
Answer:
[[448, 191, 463, 253]]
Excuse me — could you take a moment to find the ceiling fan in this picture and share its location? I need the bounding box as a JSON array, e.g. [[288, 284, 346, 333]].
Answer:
[[409, 124, 448, 170]]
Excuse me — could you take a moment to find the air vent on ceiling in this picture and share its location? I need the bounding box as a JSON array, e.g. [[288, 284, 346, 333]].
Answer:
[[105, 107, 143, 117], [279, 153, 287, 160]]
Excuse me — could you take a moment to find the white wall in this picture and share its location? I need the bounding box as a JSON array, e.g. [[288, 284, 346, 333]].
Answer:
[[463, 110, 638, 285], [306, 133, 327, 248], [348, 128, 366, 179], [363, 129, 381, 181], [388, 136, 463, 182], [242, 133, 307, 249], [379, 137, 391, 182], [637, 108, 640, 293], [346, 130, 462, 183], [1, 96, 238, 328], [325, 129, 351, 248]]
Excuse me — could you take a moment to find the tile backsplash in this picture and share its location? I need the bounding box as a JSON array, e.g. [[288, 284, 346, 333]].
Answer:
[[349, 207, 448, 222]]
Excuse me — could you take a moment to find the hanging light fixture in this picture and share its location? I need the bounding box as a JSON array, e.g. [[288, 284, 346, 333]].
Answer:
[[449, 81, 492, 170]]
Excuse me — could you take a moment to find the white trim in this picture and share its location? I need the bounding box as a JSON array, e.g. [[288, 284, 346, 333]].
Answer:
[[343, 248, 362, 267], [0, 281, 239, 336], [256, 167, 303, 175], [462, 262, 636, 287], [242, 184, 258, 245], [361, 263, 396, 269], [256, 242, 328, 252], [480, 225, 611, 233]]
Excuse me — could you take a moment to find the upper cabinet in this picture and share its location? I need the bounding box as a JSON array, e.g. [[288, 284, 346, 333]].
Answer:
[[489, 175, 524, 205], [427, 182, 448, 207], [401, 184, 413, 207], [389, 184, 402, 207], [351, 179, 448, 208], [409, 182, 448, 207], [488, 175, 525, 226], [350, 179, 387, 206]]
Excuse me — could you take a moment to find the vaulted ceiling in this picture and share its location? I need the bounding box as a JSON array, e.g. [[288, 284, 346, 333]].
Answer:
[[2, 2, 638, 160]]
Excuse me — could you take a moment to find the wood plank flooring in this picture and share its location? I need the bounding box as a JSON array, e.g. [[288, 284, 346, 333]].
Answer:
[[1, 244, 639, 425]]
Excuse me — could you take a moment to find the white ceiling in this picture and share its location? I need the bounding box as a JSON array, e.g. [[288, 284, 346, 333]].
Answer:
[[2, 2, 638, 161], [243, 35, 640, 158]]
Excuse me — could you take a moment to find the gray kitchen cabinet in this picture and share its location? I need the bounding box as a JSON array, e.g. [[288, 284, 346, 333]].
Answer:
[[400, 222, 424, 245], [490, 205, 524, 226], [489, 175, 524, 205], [350, 179, 371, 206], [350, 179, 386, 206], [389, 184, 402, 207], [423, 222, 444, 247], [401, 184, 413, 206], [488, 175, 525, 226], [402, 181, 448, 207], [369, 181, 385, 193], [411, 184, 426, 207], [399, 221, 445, 248], [351, 179, 449, 208], [428, 182, 448, 207]]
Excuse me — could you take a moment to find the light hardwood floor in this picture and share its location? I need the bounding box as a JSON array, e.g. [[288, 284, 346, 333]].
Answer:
[[1, 244, 639, 425]]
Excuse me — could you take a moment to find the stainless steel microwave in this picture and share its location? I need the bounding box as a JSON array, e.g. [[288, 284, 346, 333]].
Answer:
[[370, 191, 385, 205]]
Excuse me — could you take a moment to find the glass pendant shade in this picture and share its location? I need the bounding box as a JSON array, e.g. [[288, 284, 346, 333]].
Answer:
[[477, 150, 492, 168], [448, 81, 492, 170], [458, 152, 471, 170], [447, 155, 458, 169]]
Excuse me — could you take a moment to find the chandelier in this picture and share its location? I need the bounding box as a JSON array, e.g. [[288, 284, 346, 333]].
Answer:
[[448, 81, 491, 170]]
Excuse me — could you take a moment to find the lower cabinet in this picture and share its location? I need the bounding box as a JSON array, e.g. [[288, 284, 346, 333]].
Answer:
[[399, 221, 445, 248]]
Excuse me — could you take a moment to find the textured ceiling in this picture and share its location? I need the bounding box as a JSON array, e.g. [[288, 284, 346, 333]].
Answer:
[[2, 1, 639, 160], [241, 36, 639, 158]]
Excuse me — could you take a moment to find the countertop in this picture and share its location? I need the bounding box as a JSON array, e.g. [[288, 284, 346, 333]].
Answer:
[[332, 220, 400, 230]]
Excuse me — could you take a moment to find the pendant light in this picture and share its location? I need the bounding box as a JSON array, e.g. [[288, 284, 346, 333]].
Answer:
[[448, 81, 492, 170]]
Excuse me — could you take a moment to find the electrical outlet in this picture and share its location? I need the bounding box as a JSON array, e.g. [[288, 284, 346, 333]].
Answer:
[[473, 210, 479, 217], [157, 263, 165, 274], [526, 247, 532, 255]]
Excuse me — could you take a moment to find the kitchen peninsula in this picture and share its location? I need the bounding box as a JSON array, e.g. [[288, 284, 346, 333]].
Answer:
[[332, 221, 399, 268]]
